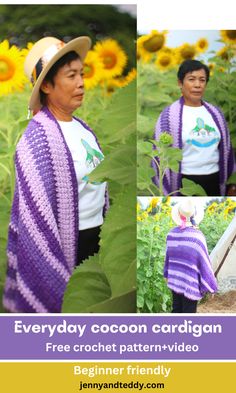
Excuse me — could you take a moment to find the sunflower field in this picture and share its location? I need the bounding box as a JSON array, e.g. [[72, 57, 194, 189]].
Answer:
[[138, 30, 236, 195], [137, 197, 236, 313], [0, 38, 136, 313]]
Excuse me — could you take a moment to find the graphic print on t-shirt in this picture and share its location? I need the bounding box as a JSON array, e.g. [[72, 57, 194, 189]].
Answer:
[[81, 138, 104, 184], [187, 117, 220, 148]]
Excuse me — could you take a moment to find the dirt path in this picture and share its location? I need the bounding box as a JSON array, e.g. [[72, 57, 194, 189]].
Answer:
[[197, 290, 236, 313]]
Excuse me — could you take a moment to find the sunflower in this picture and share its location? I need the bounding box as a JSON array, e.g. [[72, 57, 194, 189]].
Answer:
[[218, 66, 226, 73], [196, 38, 209, 53], [220, 30, 236, 45], [143, 30, 167, 52], [163, 196, 171, 205], [83, 50, 104, 89], [94, 39, 127, 79], [150, 197, 160, 209], [217, 46, 232, 61], [176, 43, 197, 63], [137, 36, 153, 62], [208, 62, 215, 76], [0, 39, 27, 96], [21, 42, 34, 57], [122, 68, 137, 85], [111, 68, 137, 88], [155, 49, 176, 71], [103, 78, 119, 95], [137, 30, 167, 62]]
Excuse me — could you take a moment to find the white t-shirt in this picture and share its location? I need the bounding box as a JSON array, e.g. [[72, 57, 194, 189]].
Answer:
[[181, 105, 221, 175], [58, 119, 106, 230]]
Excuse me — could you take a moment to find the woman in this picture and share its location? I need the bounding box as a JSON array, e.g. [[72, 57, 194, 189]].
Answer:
[[164, 199, 218, 313], [3, 36, 108, 313], [153, 59, 235, 196]]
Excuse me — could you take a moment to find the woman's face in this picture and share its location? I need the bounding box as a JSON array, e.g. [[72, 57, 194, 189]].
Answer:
[[178, 68, 207, 107], [41, 58, 84, 116]]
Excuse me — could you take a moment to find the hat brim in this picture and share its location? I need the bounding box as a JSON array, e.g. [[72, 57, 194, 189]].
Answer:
[[171, 203, 204, 226], [29, 36, 91, 111]]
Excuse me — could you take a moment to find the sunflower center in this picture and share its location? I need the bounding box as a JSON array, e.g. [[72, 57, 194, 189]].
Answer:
[[143, 34, 165, 53], [199, 40, 206, 49], [103, 51, 117, 69], [219, 48, 229, 60], [160, 54, 171, 66], [181, 45, 196, 59], [226, 30, 236, 40], [0, 55, 15, 81], [84, 64, 95, 78]]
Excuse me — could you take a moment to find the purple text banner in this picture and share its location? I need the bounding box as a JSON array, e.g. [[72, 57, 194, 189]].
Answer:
[[0, 315, 235, 360]]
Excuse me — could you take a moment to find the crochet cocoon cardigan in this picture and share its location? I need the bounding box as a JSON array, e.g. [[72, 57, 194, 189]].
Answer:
[[164, 226, 218, 301], [152, 97, 235, 196], [3, 107, 108, 313]]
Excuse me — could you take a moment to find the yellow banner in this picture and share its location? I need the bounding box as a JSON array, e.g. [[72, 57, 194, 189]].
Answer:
[[0, 362, 235, 392]]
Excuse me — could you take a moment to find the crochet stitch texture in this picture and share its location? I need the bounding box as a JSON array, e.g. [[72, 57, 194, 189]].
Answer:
[[164, 226, 218, 301], [3, 107, 108, 313], [152, 97, 235, 195]]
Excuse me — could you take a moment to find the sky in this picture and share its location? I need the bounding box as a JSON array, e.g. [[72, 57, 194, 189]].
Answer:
[[137, 29, 224, 62]]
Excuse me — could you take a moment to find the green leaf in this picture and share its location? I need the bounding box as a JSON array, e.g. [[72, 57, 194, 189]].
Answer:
[[137, 155, 156, 192], [137, 293, 144, 309], [166, 147, 182, 161], [99, 185, 136, 296], [227, 173, 236, 184], [137, 140, 153, 155], [137, 114, 155, 135], [87, 289, 136, 313], [89, 145, 136, 185], [62, 255, 111, 313], [95, 81, 136, 144], [180, 178, 207, 196], [167, 159, 179, 172]]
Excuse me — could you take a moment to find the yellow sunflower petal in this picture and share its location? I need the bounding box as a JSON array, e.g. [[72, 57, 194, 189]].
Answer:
[[0, 39, 27, 96], [94, 39, 127, 79], [196, 38, 209, 53], [217, 46, 233, 61], [176, 43, 197, 63], [220, 30, 236, 45], [137, 30, 167, 62], [83, 50, 104, 89], [111, 68, 137, 89], [155, 50, 176, 71]]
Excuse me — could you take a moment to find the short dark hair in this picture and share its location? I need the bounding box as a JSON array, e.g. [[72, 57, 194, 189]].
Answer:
[[177, 59, 210, 83], [40, 50, 80, 105]]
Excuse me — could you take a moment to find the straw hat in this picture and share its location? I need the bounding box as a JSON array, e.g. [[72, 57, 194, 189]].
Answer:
[[24, 36, 91, 111], [171, 198, 204, 226]]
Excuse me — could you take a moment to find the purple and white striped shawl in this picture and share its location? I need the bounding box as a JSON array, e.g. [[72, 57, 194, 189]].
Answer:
[[3, 106, 108, 313], [152, 97, 235, 195], [164, 226, 218, 301]]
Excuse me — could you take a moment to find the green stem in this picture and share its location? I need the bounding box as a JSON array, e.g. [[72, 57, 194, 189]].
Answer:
[[148, 223, 155, 269], [146, 186, 156, 196], [226, 61, 233, 132], [168, 189, 181, 196], [152, 155, 163, 195]]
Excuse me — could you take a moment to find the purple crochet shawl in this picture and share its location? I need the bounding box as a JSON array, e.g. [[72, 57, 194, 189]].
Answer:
[[164, 226, 218, 301], [152, 97, 235, 195], [3, 106, 109, 313]]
